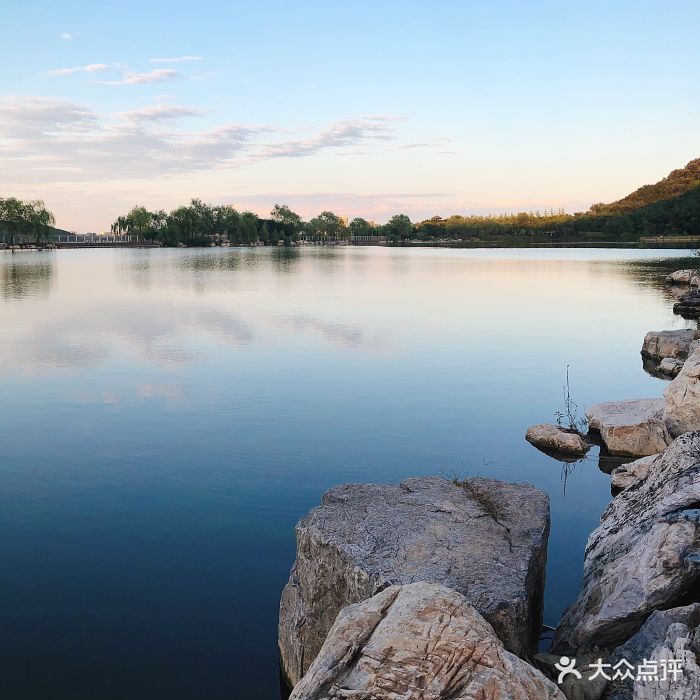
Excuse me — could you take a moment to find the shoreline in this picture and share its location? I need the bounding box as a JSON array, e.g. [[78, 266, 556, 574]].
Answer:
[[2, 240, 700, 252]]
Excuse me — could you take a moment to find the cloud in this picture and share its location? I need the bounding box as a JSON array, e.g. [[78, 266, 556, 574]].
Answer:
[[393, 137, 454, 151], [259, 119, 394, 159], [0, 97, 98, 137], [96, 68, 181, 85], [150, 56, 204, 64], [58, 32, 76, 40], [0, 96, 403, 182], [117, 104, 204, 122], [46, 63, 111, 76]]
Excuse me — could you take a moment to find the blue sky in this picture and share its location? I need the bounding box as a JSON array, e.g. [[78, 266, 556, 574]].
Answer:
[[1, 0, 699, 231]]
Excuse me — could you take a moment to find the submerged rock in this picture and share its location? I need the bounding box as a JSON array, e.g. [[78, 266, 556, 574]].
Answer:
[[587, 399, 672, 457], [555, 433, 700, 652], [289, 582, 565, 700], [641, 329, 699, 362], [605, 604, 700, 700], [279, 476, 550, 686], [610, 455, 657, 492], [664, 348, 700, 437], [526, 423, 590, 458], [666, 269, 700, 286]]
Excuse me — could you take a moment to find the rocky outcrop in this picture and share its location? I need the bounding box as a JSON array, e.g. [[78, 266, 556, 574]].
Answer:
[[667, 269, 700, 286], [526, 423, 590, 458], [555, 433, 700, 653], [587, 399, 672, 457], [605, 604, 700, 699], [289, 582, 565, 700], [641, 329, 699, 362], [664, 348, 700, 437], [673, 290, 700, 318], [279, 476, 550, 686], [611, 455, 657, 492]]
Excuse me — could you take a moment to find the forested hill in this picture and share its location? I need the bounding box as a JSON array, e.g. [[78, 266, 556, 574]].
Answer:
[[590, 158, 700, 215]]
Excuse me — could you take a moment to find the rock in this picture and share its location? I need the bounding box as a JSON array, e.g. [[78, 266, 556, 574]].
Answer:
[[604, 604, 700, 699], [279, 476, 550, 686], [673, 290, 700, 318], [641, 330, 699, 362], [664, 348, 700, 437], [659, 358, 685, 377], [555, 433, 700, 653], [610, 455, 657, 492], [535, 652, 609, 700], [587, 399, 672, 457], [526, 423, 590, 458], [289, 582, 565, 700], [667, 269, 700, 286]]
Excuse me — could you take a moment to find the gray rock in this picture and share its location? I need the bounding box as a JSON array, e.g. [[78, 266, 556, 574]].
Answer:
[[666, 270, 700, 286], [641, 330, 699, 362], [673, 290, 700, 318], [664, 348, 700, 437], [587, 399, 672, 457], [526, 423, 590, 458], [290, 582, 565, 700], [555, 433, 700, 653], [604, 604, 700, 699], [279, 476, 550, 686], [611, 455, 658, 492], [659, 358, 685, 377]]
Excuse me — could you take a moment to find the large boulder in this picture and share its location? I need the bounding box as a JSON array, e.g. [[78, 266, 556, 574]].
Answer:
[[604, 604, 700, 699], [610, 455, 657, 492], [526, 423, 590, 459], [667, 269, 700, 286], [555, 433, 700, 653], [279, 476, 550, 686], [664, 348, 700, 437], [587, 399, 672, 457], [290, 582, 564, 700], [641, 329, 699, 362], [289, 582, 565, 700]]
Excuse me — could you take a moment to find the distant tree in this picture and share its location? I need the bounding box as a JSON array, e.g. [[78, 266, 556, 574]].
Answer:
[[26, 200, 56, 244], [383, 213, 413, 240], [307, 211, 346, 238], [270, 204, 303, 232], [349, 217, 374, 237], [0, 197, 55, 245]]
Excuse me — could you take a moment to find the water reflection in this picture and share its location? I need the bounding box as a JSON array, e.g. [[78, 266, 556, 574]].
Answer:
[[0, 253, 54, 300], [273, 314, 388, 350]]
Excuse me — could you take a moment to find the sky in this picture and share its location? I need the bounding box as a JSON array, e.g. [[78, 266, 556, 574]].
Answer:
[[1, 0, 699, 232]]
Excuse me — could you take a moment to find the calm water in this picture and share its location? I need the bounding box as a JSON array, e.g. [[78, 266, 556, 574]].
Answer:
[[0, 246, 695, 698]]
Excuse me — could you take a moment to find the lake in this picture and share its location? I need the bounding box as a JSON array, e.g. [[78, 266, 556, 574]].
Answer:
[[0, 246, 695, 699]]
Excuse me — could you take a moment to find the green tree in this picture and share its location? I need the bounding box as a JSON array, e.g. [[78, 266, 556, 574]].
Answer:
[[270, 204, 303, 232], [349, 217, 374, 237], [383, 214, 413, 240], [0, 197, 55, 245], [307, 211, 345, 238]]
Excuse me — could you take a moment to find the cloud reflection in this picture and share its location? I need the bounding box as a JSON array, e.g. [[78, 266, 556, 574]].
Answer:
[[3, 300, 254, 371], [274, 314, 388, 350]]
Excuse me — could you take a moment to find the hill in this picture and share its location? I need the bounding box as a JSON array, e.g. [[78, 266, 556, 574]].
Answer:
[[590, 158, 700, 215]]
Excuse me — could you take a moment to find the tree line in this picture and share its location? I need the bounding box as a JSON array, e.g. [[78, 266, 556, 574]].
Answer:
[[0, 197, 56, 245], [110, 193, 700, 247], [4, 184, 700, 250], [110, 200, 415, 246]]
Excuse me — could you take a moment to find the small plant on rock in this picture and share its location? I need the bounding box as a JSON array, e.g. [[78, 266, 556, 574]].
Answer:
[[554, 364, 588, 435]]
